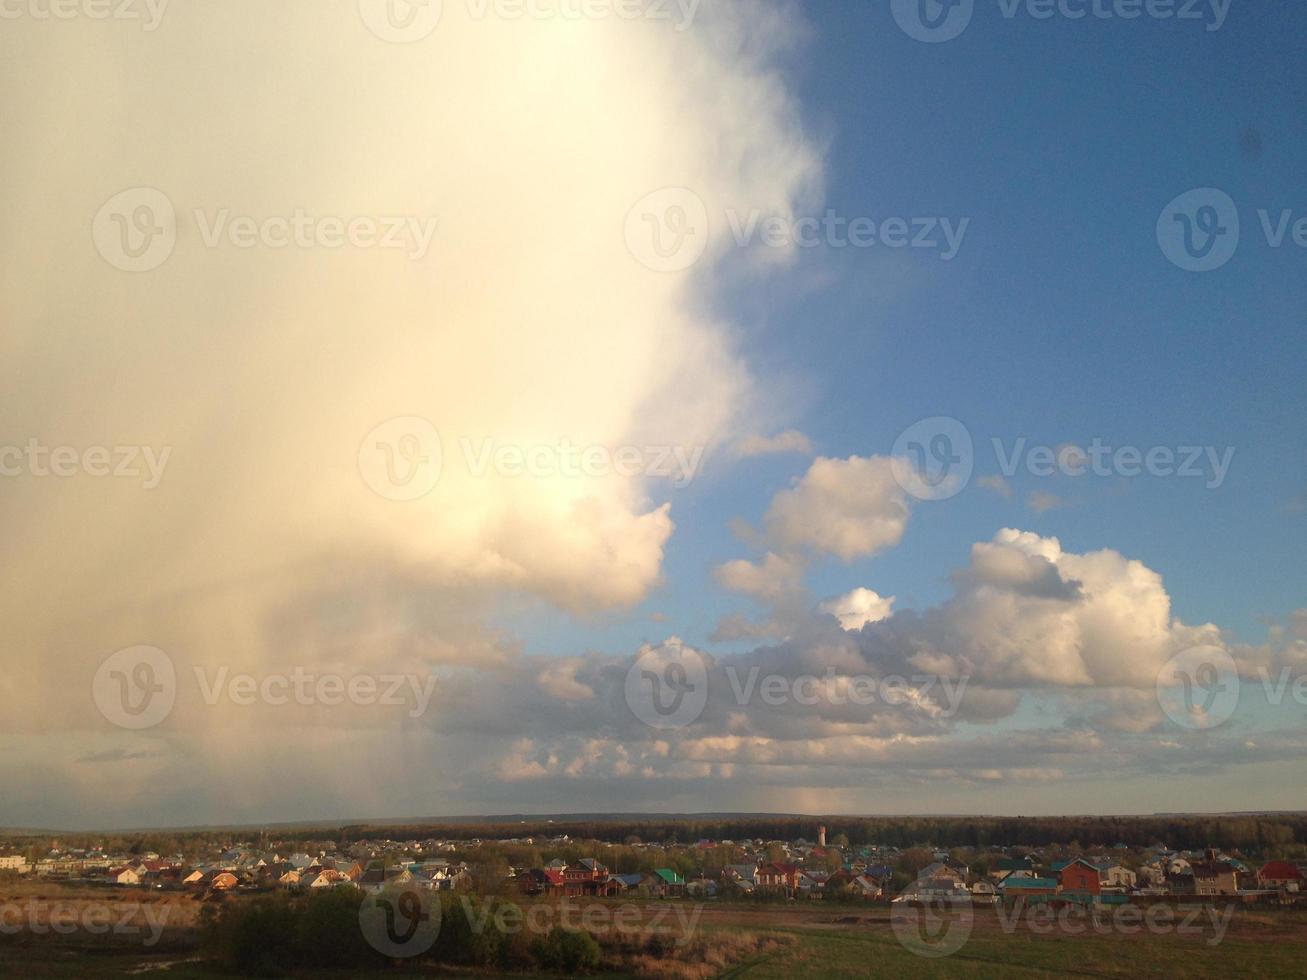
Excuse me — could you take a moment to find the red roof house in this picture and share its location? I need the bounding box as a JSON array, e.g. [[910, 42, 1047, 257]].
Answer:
[[1058, 858, 1102, 896], [1257, 861, 1303, 889]]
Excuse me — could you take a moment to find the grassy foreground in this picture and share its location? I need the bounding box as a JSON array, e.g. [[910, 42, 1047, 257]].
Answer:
[[3, 898, 1305, 978]]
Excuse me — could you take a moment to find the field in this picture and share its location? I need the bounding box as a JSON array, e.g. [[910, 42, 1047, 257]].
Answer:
[[2, 882, 1305, 978]]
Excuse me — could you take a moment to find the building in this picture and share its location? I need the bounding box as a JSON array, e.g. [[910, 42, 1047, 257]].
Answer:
[[645, 869, 686, 898], [820, 872, 883, 904], [517, 868, 565, 897], [1057, 858, 1102, 897], [895, 877, 971, 903], [756, 862, 801, 894], [1101, 864, 1137, 889], [997, 877, 1059, 901], [990, 856, 1036, 880], [722, 864, 758, 891], [1191, 862, 1239, 897], [1257, 861, 1303, 892], [919, 861, 966, 884], [562, 858, 611, 897]]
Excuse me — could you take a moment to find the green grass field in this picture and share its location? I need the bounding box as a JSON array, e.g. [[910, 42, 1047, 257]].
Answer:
[[716, 923, 1307, 979], [3, 900, 1305, 978]]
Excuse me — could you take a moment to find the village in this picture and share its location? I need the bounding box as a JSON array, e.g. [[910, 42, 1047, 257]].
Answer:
[[3, 823, 1304, 909]]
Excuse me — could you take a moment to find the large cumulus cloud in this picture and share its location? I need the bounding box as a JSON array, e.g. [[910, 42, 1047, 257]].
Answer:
[[0, 0, 822, 827]]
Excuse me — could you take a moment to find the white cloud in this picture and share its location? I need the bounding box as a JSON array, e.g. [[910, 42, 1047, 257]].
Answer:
[[763, 456, 911, 562], [715, 552, 806, 603], [938, 529, 1208, 687], [820, 588, 896, 631], [537, 659, 596, 701], [0, 2, 824, 824]]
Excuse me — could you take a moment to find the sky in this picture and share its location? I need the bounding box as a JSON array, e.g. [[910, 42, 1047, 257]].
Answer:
[[0, 0, 1304, 831]]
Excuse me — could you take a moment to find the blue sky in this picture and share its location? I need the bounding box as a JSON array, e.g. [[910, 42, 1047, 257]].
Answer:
[[502, 0, 1306, 658]]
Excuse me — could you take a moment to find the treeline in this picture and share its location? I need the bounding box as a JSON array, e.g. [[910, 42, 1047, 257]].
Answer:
[[331, 814, 1307, 853], [26, 812, 1307, 861]]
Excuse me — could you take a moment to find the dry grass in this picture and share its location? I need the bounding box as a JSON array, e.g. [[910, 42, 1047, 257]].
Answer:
[[601, 927, 795, 979]]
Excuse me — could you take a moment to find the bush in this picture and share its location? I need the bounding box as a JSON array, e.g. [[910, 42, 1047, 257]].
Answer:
[[432, 894, 520, 966], [204, 887, 380, 974], [295, 886, 376, 967], [204, 896, 299, 976], [533, 925, 601, 973]]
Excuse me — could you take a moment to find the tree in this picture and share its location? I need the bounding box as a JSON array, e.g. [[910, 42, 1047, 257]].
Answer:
[[533, 926, 601, 973]]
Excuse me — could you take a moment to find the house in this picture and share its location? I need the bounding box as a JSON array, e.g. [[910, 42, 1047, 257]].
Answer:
[[562, 858, 609, 896], [111, 867, 142, 886], [997, 877, 1059, 901], [645, 869, 686, 897], [1058, 858, 1102, 897], [1101, 864, 1137, 889], [1257, 861, 1303, 892], [391, 868, 433, 891], [307, 869, 350, 889], [825, 871, 883, 899], [722, 864, 758, 891], [797, 870, 828, 895], [851, 874, 886, 899], [608, 873, 645, 895], [209, 872, 239, 891], [1192, 862, 1239, 896], [894, 877, 970, 903], [433, 865, 471, 890], [517, 868, 565, 897], [990, 856, 1036, 881], [756, 862, 801, 894], [919, 862, 966, 884], [686, 875, 718, 898]]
